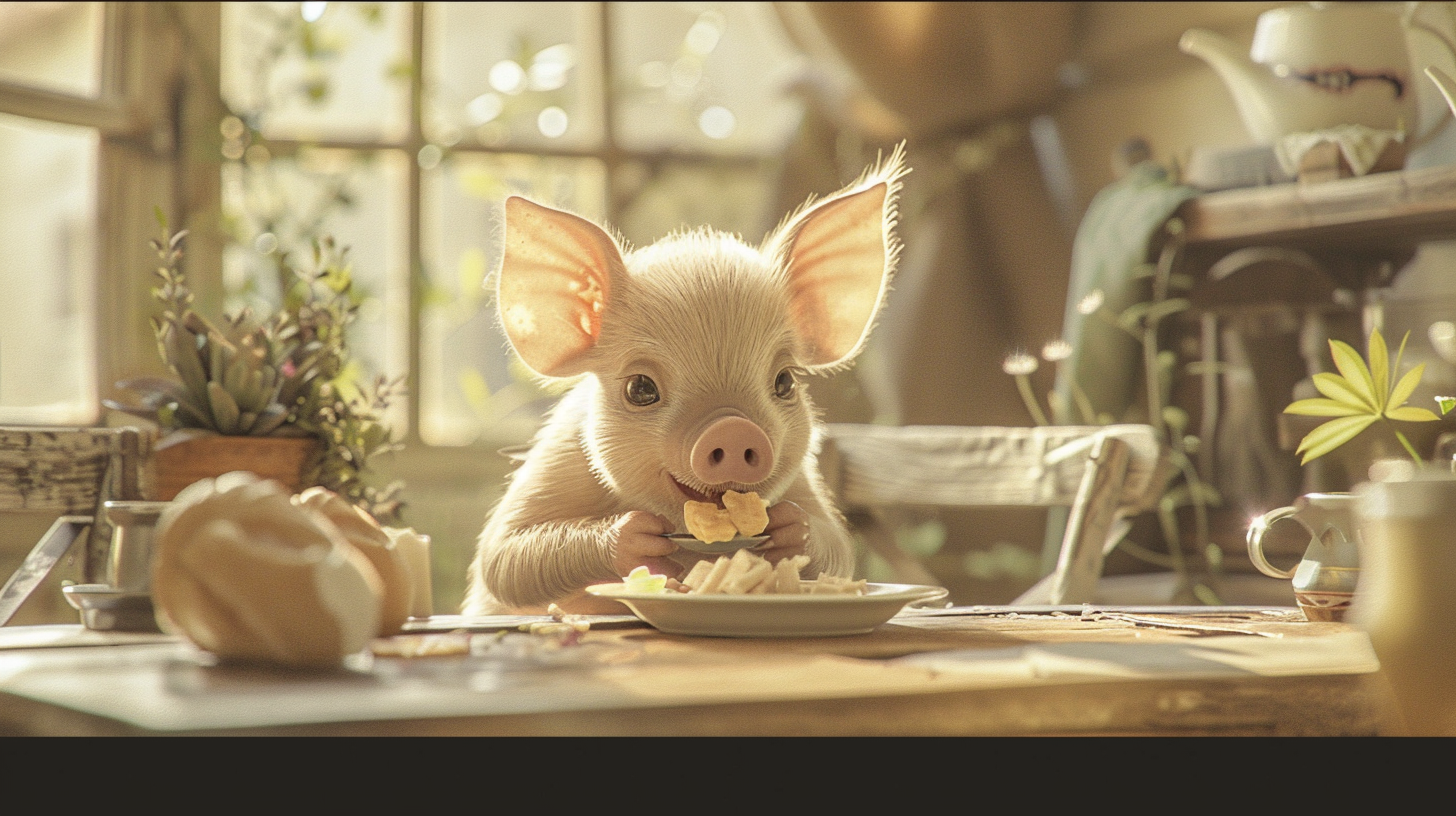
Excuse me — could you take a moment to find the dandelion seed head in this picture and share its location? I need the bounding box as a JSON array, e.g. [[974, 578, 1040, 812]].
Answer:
[[1042, 339, 1073, 361], [1002, 351, 1038, 376]]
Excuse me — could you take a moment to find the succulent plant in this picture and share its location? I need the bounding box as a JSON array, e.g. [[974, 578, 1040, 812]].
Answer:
[[128, 233, 286, 436], [106, 213, 405, 524]]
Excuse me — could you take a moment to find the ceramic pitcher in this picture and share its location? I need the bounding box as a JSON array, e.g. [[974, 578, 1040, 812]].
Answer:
[[1247, 492, 1360, 621]]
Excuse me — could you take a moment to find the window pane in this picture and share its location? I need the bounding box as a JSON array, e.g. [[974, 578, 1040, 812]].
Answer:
[[611, 2, 805, 155], [221, 2, 412, 143], [221, 147, 409, 431], [425, 2, 603, 151], [0, 2, 103, 99], [420, 151, 606, 447], [614, 159, 780, 247], [0, 113, 96, 423]]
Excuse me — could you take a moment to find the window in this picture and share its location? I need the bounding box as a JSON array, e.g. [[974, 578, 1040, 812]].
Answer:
[[217, 1, 809, 449], [210, 2, 812, 608], [0, 3, 227, 431], [0, 3, 106, 423]]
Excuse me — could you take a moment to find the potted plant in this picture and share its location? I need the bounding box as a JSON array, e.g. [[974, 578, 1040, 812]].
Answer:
[[1283, 326, 1445, 467], [105, 213, 405, 524]]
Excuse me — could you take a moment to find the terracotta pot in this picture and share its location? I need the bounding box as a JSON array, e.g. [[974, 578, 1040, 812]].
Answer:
[[150, 434, 321, 500]]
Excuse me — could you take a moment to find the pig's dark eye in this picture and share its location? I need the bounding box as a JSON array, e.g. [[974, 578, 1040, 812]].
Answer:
[[773, 368, 797, 400], [624, 374, 660, 406]]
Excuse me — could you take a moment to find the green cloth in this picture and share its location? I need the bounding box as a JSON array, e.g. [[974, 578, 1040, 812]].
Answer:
[[1041, 162, 1199, 578], [1052, 161, 1200, 425]]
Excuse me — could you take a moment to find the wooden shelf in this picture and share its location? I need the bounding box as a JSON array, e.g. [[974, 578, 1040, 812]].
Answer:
[[1160, 162, 1456, 507], [1175, 162, 1456, 259]]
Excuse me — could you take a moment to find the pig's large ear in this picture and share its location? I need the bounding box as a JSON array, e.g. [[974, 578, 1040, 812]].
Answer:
[[496, 196, 626, 378], [767, 144, 906, 371]]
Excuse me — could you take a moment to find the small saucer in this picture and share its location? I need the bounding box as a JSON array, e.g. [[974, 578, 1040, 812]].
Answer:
[[666, 533, 770, 555], [62, 584, 162, 633]]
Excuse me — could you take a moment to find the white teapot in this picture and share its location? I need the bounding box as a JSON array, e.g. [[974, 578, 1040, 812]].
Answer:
[[1180, 2, 1456, 150]]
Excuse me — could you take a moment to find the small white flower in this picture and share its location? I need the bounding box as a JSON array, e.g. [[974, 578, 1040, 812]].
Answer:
[[1041, 339, 1073, 362], [1002, 351, 1038, 376], [1077, 290, 1105, 315]]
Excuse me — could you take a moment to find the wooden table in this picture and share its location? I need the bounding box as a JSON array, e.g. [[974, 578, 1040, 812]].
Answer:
[[0, 604, 1403, 736]]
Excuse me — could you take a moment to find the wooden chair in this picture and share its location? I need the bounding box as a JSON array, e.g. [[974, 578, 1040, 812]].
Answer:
[[818, 423, 1170, 605], [0, 426, 154, 625]]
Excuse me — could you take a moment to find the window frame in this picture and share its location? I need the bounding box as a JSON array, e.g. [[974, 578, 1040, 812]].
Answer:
[[228, 2, 775, 452], [0, 2, 802, 611], [0, 2, 228, 424]]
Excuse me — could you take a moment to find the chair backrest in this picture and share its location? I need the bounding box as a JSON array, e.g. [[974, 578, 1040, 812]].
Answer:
[[818, 423, 1170, 604], [0, 426, 154, 585]]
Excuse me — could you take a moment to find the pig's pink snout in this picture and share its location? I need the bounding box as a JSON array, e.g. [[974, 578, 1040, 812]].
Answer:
[[689, 416, 774, 486]]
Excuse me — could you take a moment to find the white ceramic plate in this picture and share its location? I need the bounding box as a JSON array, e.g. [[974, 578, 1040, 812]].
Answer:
[[584, 581, 950, 638], [665, 532, 770, 555]]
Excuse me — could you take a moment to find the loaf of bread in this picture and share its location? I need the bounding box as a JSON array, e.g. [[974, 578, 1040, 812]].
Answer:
[[152, 472, 384, 668], [294, 486, 413, 635]]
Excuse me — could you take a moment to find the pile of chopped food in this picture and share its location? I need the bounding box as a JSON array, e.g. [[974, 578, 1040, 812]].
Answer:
[[680, 549, 865, 596]]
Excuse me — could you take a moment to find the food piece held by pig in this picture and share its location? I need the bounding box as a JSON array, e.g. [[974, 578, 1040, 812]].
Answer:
[[683, 499, 739, 543], [722, 490, 770, 536]]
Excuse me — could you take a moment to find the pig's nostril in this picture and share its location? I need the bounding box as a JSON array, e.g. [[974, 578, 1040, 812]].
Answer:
[[744, 449, 758, 466], [710, 449, 725, 465]]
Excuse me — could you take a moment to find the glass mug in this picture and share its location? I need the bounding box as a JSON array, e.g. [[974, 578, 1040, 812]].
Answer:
[[1246, 492, 1360, 621], [103, 500, 169, 594], [62, 501, 169, 633], [1353, 469, 1456, 736]]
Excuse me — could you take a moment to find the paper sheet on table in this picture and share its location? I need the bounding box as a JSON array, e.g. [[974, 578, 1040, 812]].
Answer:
[[892, 631, 1379, 682]]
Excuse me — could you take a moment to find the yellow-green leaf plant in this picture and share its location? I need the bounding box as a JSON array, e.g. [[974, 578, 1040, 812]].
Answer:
[[1284, 327, 1441, 465]]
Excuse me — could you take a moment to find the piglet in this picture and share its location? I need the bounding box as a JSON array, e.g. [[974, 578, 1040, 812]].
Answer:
[[464, 147, 907, 615]]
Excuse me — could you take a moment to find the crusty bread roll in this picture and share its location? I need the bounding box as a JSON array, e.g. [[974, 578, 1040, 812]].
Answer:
[[293, 486, 412, 635], [152, 471, 384, 668]]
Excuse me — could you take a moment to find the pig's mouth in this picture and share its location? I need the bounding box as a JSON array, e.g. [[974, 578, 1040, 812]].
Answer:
[[670, 475, 725, 507]]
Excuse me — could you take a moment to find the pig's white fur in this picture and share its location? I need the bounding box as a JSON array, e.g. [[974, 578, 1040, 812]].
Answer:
[[464, 146, 907, 615]]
